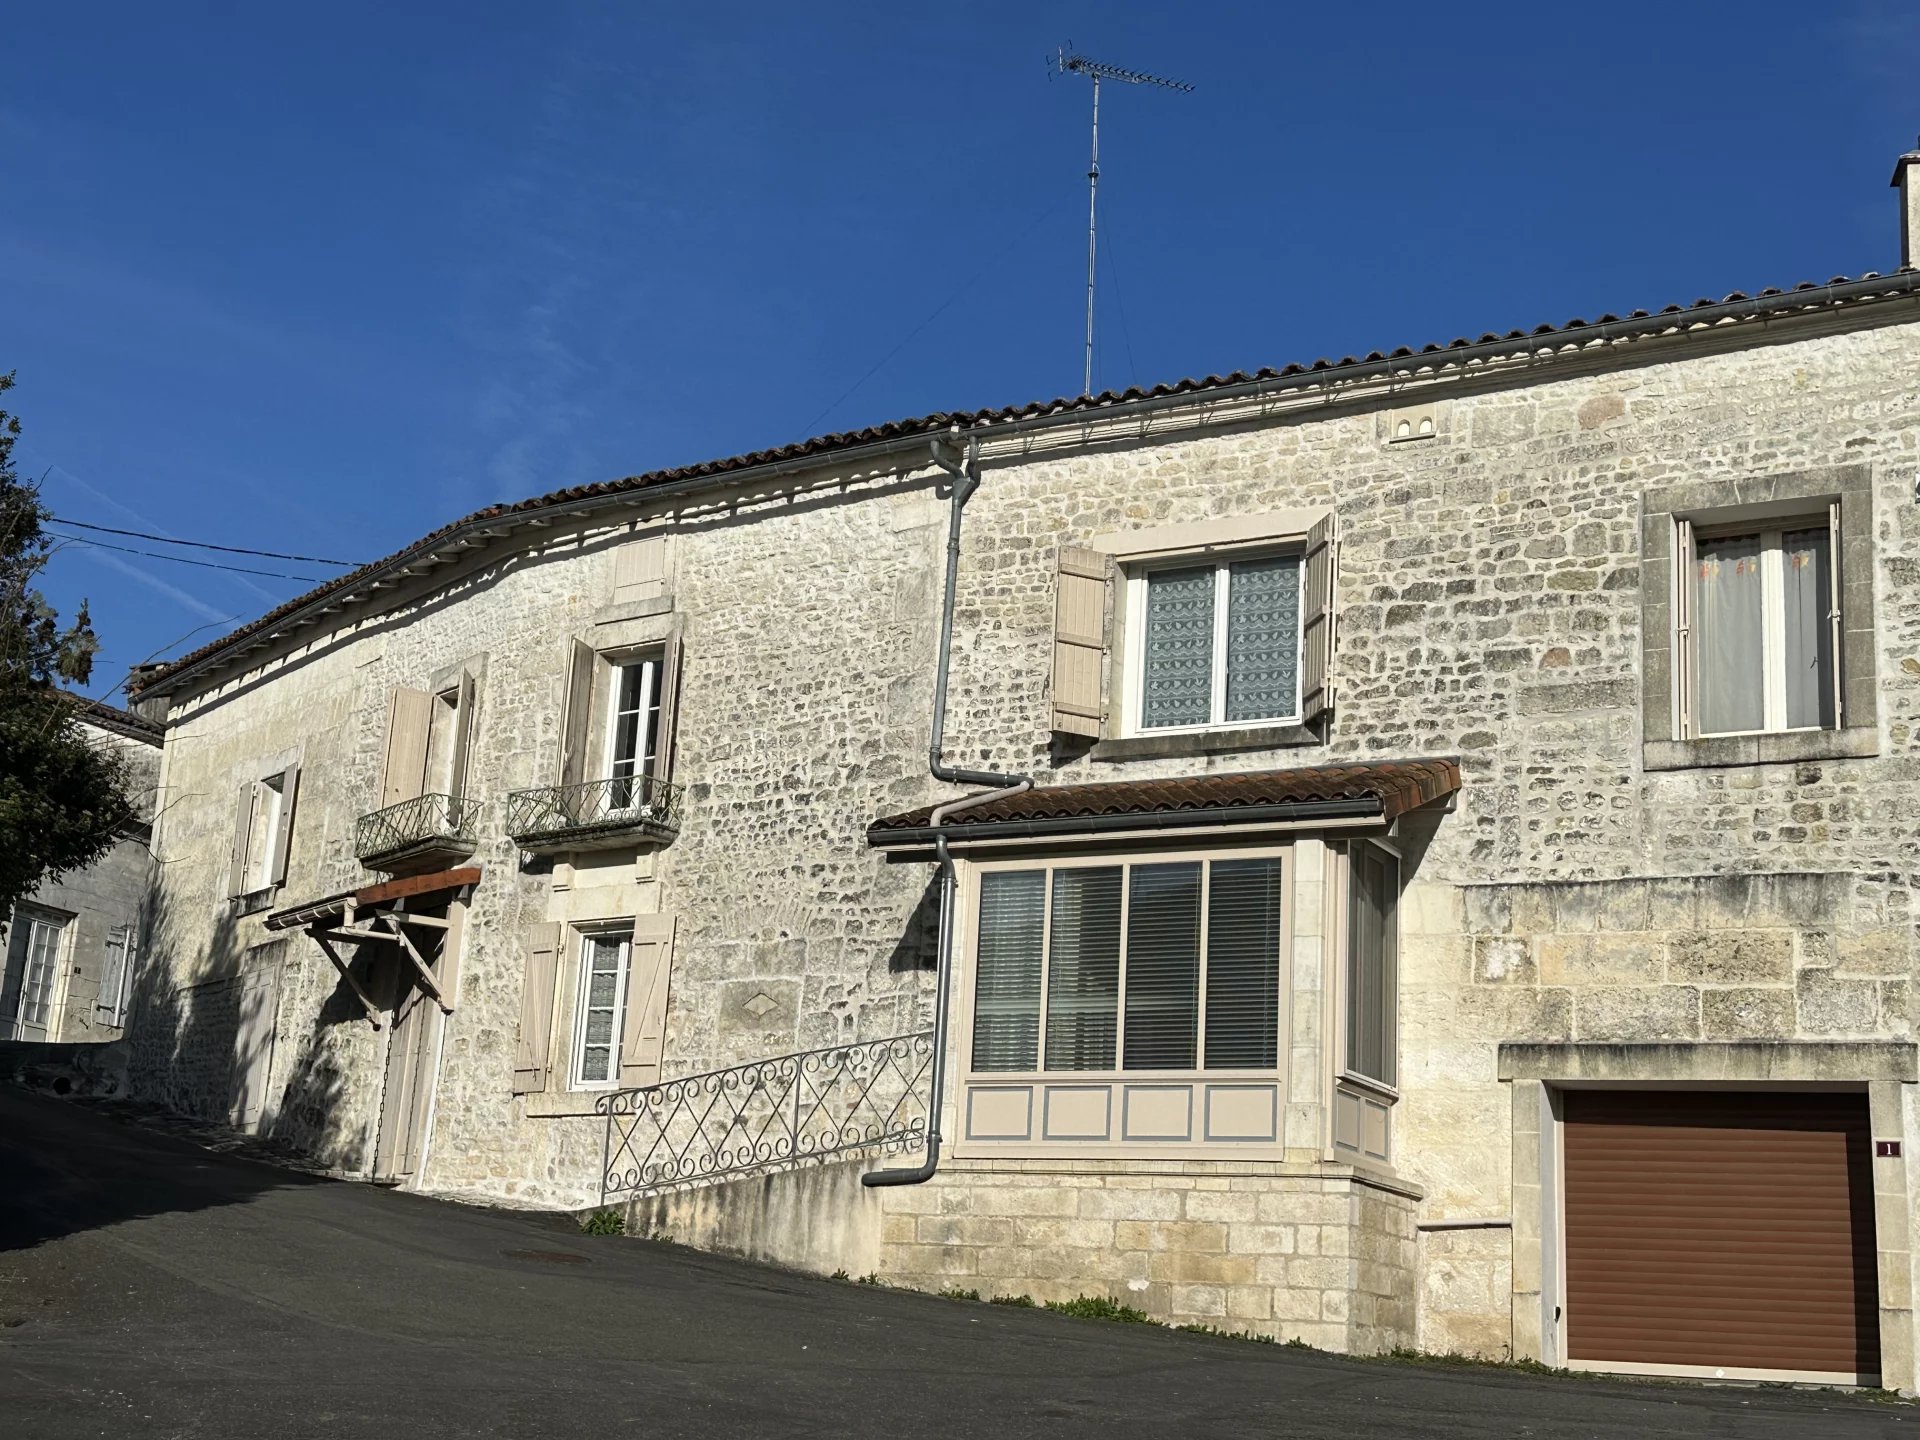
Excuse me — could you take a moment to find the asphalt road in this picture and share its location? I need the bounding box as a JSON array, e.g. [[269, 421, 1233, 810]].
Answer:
[[0, 1087, 1909, 1439]]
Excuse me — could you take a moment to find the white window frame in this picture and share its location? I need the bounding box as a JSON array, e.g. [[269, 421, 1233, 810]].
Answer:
[[962, 843, 1293, 1082], [569, 926, 632, 1091], [1120, 546, 1306, 738], [1675, 512, 1840, 740], [9, 907, 70, 1038], [600, 652, 662, 785], [242, 772, 287, 895], [1338, 839, 1401, 1096]]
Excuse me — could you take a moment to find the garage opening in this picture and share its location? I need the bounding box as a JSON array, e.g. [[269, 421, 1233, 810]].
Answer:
[[1562, 1088, 1880, 1383]]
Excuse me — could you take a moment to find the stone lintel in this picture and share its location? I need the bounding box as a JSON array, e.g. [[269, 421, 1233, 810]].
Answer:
[[1498, 1041, 1918, 1084]]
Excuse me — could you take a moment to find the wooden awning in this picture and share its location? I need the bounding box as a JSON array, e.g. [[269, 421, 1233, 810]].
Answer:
[[266, 866, 481, 1029]]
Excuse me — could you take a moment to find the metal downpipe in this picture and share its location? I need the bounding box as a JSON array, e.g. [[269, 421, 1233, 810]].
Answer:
[[865, 435, 1032, 1188]]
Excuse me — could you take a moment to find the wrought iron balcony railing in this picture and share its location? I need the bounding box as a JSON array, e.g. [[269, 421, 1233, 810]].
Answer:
[[505, 774, 682, 852], [597, 1030, 934, 1200], [353, 792, 475, 868]]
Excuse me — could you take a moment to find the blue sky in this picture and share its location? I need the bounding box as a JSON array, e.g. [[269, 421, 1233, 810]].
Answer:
[[9, 2, 1917, 699]]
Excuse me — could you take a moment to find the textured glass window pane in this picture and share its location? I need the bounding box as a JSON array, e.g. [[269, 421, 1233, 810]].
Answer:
[[974, 871, 1044, 1071], [1782, 527, 1835, 730], [1204, 858, 1283, 1069], [1123, 863, 1201, 1069], [1345, 846, 1399, 1086], [584, 1010, 614, 1045], [1694, 534, 1766, 735], [587, 970, 618, 1007], [1045, 868, 1121, 1070], [581, 1045, 611, 1082], [1224, 557, 1301, 723], [1140, 567, 1215, 729]]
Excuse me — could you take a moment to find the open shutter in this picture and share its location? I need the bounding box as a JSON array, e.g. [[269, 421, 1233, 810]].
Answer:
[[651, 629, 684, 783], [448, 671, 477, 806], [1051, 546, 1110, 738], [1672, 518, 1696, 739], [1827, 499, 1845, 728], [1298, 513, 1341, 724], [618, 915, 676, 1089], [269, 763, 299, 886], [558, 640, 599, 787], [379, 688, 433, 808], [226, 782, 255, 897], [512, 921, 561, 1094]]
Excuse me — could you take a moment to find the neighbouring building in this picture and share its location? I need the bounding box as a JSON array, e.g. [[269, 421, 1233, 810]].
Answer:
[[2, 696, 160, 1047], [121, 144, 1920, 1388]]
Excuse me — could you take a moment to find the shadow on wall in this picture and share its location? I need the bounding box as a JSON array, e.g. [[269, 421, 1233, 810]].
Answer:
[[0, 1084, 330, 1255], [121, 879, 381, 1181]]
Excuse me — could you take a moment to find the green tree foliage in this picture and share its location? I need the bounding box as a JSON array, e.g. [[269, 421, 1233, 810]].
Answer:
[[0, 370, 134, 914]]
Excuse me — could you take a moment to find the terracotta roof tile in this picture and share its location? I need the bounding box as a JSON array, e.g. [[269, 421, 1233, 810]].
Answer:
[[867, 759, 1461, 843]]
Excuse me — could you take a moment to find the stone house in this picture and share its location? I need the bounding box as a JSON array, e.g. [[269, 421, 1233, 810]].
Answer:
[[2, 696, 159, 1046], [123, 145, 1920, 1387]]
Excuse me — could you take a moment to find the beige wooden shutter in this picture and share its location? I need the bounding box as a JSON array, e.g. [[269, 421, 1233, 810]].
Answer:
[[618, 915, 676, 1089], [269, 764, 299, 885], [226, 782, 255, 897], [512, 921, 562, 1094], [1672, 518, 1696, 740], [1051, 546, 1110, 737], [613, 536, 667, 604], [651, 630, 684, 783], [447, 671, 477, 804], [1298, 513, 1342, 724], [558, 640, 599, 787], [1826, 499, 1844, 728], [379, 688, 433, 808]]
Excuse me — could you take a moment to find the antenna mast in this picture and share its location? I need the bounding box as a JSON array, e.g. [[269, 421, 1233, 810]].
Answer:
[[1052, 46, 1192, 397]]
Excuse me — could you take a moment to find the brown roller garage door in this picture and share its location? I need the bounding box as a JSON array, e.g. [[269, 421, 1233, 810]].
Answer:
[[1563, 1089, 1879, 1379]]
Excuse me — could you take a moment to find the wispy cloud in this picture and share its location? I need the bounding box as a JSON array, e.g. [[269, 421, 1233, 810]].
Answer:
[[70, 544, 234, 625]]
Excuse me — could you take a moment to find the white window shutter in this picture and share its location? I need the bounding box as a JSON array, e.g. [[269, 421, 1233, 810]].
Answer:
[[448, 671, 478, 804], [652, 630, 684, 783], [1827, 499, 1844, 728], [618, 915, 676, 1089], [558, 640, 599, 787], [1051, 546, 1111, 737], [379, 688, 433, 808], [226, 782, 255, 898], [1673, 518, 1696, 739], [613, 535, 668, 603], [512, 922, 561, 1094], [269, 763, 299, 886], [1298, 513, 1342, 724]]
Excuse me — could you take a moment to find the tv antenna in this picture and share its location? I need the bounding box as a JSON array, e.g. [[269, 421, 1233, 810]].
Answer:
[[1052, 45, 1193, 397]]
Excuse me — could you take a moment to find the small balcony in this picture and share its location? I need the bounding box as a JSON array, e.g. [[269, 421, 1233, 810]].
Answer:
[[355, 793, 477, 873], [505, 774, 681, 853]]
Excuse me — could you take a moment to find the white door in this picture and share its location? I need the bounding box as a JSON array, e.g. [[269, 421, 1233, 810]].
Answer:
[[6, 912, 67, 1042], [229, 970, 280, 1132]]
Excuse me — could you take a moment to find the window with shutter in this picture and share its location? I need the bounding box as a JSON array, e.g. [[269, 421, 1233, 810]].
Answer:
[[1344, 842, 1399, 1089], [97, 927, 135, 1027], [970, 850, 1288, 1079]]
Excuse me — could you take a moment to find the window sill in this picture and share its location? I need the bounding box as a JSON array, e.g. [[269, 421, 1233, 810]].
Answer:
[[1091, 722, 1322, 763], [521, 1090, 619, 1119], [232, 887, 279, 917], [1642, 726, 1879, 772]]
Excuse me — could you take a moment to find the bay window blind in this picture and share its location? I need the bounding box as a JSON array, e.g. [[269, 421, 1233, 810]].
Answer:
[[972, 854, 1287, 1075], [973, 871, 1045, 1071]]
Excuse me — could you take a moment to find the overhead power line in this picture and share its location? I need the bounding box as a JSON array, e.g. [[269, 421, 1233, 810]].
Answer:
[[45, 530, 331, 583], [47, 516, 363, 568]]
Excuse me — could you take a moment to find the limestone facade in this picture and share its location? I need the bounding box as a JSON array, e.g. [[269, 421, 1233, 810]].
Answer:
[[125, 289, 1920, 1375]]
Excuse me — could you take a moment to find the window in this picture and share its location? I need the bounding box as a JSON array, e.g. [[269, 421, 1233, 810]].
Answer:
[[7, 909, 67, 1039], [97, 926, 135, 1027], [1125, 552, 1303, 734], [571, 929, 631, 1088], [604, 653, 664, 803], [228, 766, 298, 900], [1344, 842, 1399, 1089], [971, 853, 1286, 1075], [1679, 517, 1838, 737]]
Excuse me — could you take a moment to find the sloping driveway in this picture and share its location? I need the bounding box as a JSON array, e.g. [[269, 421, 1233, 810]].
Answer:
[[0, 1086, 1907, 1439]]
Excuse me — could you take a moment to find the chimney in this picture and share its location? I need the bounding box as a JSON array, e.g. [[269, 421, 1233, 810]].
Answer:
[[1895, 137, 1920, 271]]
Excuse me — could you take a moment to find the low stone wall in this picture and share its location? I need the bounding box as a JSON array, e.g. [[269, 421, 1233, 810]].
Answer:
[[882, 1160, 1419, 1352], [621, 1158, 884, 1277]]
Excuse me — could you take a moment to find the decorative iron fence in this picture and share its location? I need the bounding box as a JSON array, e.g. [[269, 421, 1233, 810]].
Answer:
[[597, 1030, 935, 1200], [506, 774, 682, 848], [353, 792, 473, 862]]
